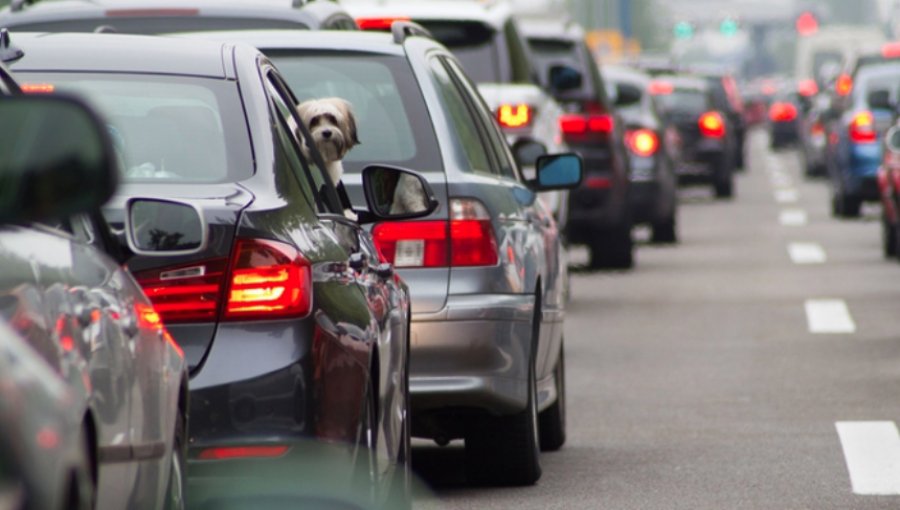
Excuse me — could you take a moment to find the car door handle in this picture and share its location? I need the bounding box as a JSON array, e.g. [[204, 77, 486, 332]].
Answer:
[[348, 252, 368, 272], [374, 263, 394, 279]]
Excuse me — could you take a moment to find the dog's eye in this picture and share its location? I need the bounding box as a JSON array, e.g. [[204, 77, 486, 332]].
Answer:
[[309, 116, 321, 128], [324, 114, 338, 125]]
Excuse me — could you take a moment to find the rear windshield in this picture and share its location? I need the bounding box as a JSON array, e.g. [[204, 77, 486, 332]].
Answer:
[[266, 51, 441, 173], [655, 89, 708, 115], [16, 72, 253, 183], [855, 62, 900, 106], [6, 17, 308, 34], [418, 21, 500, 83]]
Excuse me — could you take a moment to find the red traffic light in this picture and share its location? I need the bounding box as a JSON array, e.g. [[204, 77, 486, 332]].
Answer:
[[796, 11, 819, 37]]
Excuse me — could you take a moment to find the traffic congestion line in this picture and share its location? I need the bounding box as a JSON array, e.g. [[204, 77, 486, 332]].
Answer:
[[787, 242, 826, 264], [804, 299, 856, 334], [779, 209, 808, 226], [836, 421, 900, 495]]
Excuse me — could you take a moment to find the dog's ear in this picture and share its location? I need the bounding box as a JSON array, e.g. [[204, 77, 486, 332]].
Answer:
[[333, 98, 361, 147]]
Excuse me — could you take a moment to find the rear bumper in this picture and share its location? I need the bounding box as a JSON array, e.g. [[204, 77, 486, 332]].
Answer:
[[676, 147, 725, 184], [409, 293, 535, 419], [843, 143, 881, 199]]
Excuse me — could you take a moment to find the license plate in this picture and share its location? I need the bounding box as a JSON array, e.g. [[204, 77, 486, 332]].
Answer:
[[394, 240, 425, 267]]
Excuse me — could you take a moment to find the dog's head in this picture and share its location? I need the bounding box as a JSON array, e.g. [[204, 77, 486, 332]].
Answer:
[[296, 97, 360, 165]]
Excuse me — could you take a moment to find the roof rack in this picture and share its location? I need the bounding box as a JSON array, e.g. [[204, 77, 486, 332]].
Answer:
[[391, 20, 432, 44], [0, 29, 24, 63]]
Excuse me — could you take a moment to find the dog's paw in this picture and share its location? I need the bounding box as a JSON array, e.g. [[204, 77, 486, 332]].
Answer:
[[343, 209, 358, 222]]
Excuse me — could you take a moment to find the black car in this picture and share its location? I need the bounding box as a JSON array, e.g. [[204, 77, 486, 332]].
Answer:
[[603, 65, 679, 243], [650, 75, 736, 198], [768, 87, 804, 149], [0, 0, 358, 32], [520, 18, 634, 269], [9, 32, 436, 507], [692, 67, 747, 170]]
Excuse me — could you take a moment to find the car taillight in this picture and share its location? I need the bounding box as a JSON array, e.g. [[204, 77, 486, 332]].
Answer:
[[497, 104, 532, 129], [197, 445, 290, 460], [698, 111, 726, 138], [648, 80, 674, 96], [798, 79, 818, 97], [849, 111, 877, 144], [625, 129, 659, 157], [811, 121, 825, 136], [355, 16, 410, 30], [769, 102, 798, 122], [20, 83, 55, 94], [836, 73, 853, 97], [135, 259, 228, 324], [372, 198, 498, 268], [558, 113, 614, 144], [224, 239, 312, 320]]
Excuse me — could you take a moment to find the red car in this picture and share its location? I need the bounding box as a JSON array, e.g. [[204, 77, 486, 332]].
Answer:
[[877, 123, 900, 258]]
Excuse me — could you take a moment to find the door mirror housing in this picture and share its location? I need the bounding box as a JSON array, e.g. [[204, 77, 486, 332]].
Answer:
[[358, 165, 439, 223], [885, 126, 900, 154], [868, 89, 893, 111], [548, 64, 583, 93], [528, 153, 583, 191], [614, 83, 643, 108], [0, 94, 117, 225], [125, 198, 208, 256]]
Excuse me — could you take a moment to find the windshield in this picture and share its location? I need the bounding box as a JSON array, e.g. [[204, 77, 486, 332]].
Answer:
[[417, 21, 501, 83], [655, 89, 708, 115], [17, 72, 253, 183], [265, 52, 441, 173], [855, 62, 900, 107]]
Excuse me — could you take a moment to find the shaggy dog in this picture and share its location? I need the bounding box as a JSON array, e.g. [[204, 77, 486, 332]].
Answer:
[[295, 97, 360, 187]]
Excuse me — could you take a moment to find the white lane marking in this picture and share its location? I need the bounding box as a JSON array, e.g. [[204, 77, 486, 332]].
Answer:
[[788, 242, 826, 264], [805, 299, 856, 334], [836, 421, 900, 495], [780, 209, 808, 226], [770, 173, 794, 188], [775, 189, 799, 204]]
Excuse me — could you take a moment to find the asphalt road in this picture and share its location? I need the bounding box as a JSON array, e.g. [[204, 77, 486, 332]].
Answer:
[[410, 130, 900, 509]]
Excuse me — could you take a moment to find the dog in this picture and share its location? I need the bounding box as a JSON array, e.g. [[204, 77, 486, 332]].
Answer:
[[295, 97, 360, 187]]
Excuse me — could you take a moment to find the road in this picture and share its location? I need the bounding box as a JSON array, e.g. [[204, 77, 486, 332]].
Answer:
[[410, 131, 900, 509]]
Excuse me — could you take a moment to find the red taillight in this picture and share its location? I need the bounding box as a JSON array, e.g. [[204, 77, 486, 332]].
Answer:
[[648, 80, 674, 96], [21, 83, 55, 94], [882, 41, 900, 59], [836, 73, 853, 97], [769, 102, 798, 122], [698, 111, 726, 138], [135, 259, 227, 324], [798, 79, 818, 97], [811, 121, 825, 136], [625, 129, 659, 157], [372, 199, 498, 268], [355, 16, 410, 30], [849, 111, 877, 144], [558, 113, 614, 134], [224, 239, 312, 320], [197, 445, 290, 461], [497, 104, 532, 129]]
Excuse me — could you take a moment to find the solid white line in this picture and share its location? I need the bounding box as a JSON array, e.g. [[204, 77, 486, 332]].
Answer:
[[780, 209, 808, 226], [805, 299, 856, 334], [775, 189, 799, 204], [836, 421, 900, 495], [788, 242, 826, 264]]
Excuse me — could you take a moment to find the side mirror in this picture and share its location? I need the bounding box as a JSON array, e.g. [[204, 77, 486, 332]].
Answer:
[[548, 64, 582, 93], [614, 83, 643, 108], [512, 139, 548, 169], [528, 153, 583, 191], [360, 165, 439, 222], [125, 198, 208, 256], [0, 94, 117, 224], [869, 89, 893, 111], [886, 126, 900, 154]]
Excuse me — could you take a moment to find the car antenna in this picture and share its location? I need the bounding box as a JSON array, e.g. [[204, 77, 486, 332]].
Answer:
[[0, 29, 24, 64]]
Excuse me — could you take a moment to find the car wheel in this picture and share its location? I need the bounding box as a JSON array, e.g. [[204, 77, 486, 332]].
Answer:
[[883, 215, 897, 258], [651, 213, 678, 244], [713, 160, 734, 198], [465, 361, 541, 486], [589, 226, 634, 269], [352, 380, 379, 504], [539, 341, 566, 452], [164, 411, 186, 510], [68, 429, 94, 510], [835, 192, 862, 218], [385, 348, 412, 510]]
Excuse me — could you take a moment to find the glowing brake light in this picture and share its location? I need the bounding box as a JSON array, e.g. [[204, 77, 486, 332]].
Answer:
[[648, 80, 674, 96], [21, 83, 55, 94], [797, 79, 818, 97], [355, 16, 410, 30], [882, 41, 900, 59], [497, 104, 532, 128], [849, 111, 877, 144], [625, 129, 659, 157], [768, 102, 798, 122], [698, 111, 726, 138], [225, 239, 312, 319], [197, 445, 290, 461], [836, 73, 853, 97], [372, 198, 498, 268], [558, 114, 614, 138]]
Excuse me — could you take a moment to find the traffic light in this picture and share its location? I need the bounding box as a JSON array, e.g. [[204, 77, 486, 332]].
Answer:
[[796, 11, 819, 36], [674, 21, 694, 40], [720, 18, 739, 37]]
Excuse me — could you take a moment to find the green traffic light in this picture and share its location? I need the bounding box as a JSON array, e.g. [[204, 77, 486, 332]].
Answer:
[[720, 18, 739, 36], [674, 21, 693, 39]]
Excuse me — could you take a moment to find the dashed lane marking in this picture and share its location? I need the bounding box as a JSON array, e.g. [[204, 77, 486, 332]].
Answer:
[[775, 189, 799, 203], [779, 209, 808, 226], [805, 299, 856, 334], [788, 242, 826, 264], [836, 421, 900, 495]]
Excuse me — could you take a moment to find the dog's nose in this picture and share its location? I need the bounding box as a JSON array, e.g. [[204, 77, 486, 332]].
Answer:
[[321, 129, 332, 139]]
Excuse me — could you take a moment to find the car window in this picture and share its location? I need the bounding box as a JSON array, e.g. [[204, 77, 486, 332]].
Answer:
[[442, 57, 518, 180], [264, 72, 344, 215], [419, 20, 502, 83], [854, 62, 900, 106], [266, 51, 441, 174], [17, 72, 253, 183], [656, 89, 709, 115], [427, 56, 494, 175]]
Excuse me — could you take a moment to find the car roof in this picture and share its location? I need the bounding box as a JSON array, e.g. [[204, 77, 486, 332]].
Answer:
[[654, 75, 707, 91], [343, 0, 512, 29], [517, 17, 582, 40], [7, 32, 231, 77], [177, 28, 406, 56], [603, 65, 651, 85]]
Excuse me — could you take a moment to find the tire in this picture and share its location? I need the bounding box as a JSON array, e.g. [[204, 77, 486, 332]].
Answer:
[[539, 342, 566, 452], [588, 225, 634, 269], [164, 412, 186, 510], [713, 161, 734, 198], [385, 345, 412, 510], [651, 214, 678, 244], [834, 191, 862, 218], [883, 215, 897, 258], [67, 429, 94, 510], [353, 380, 379, 505], [465, 366, 541, 486]]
